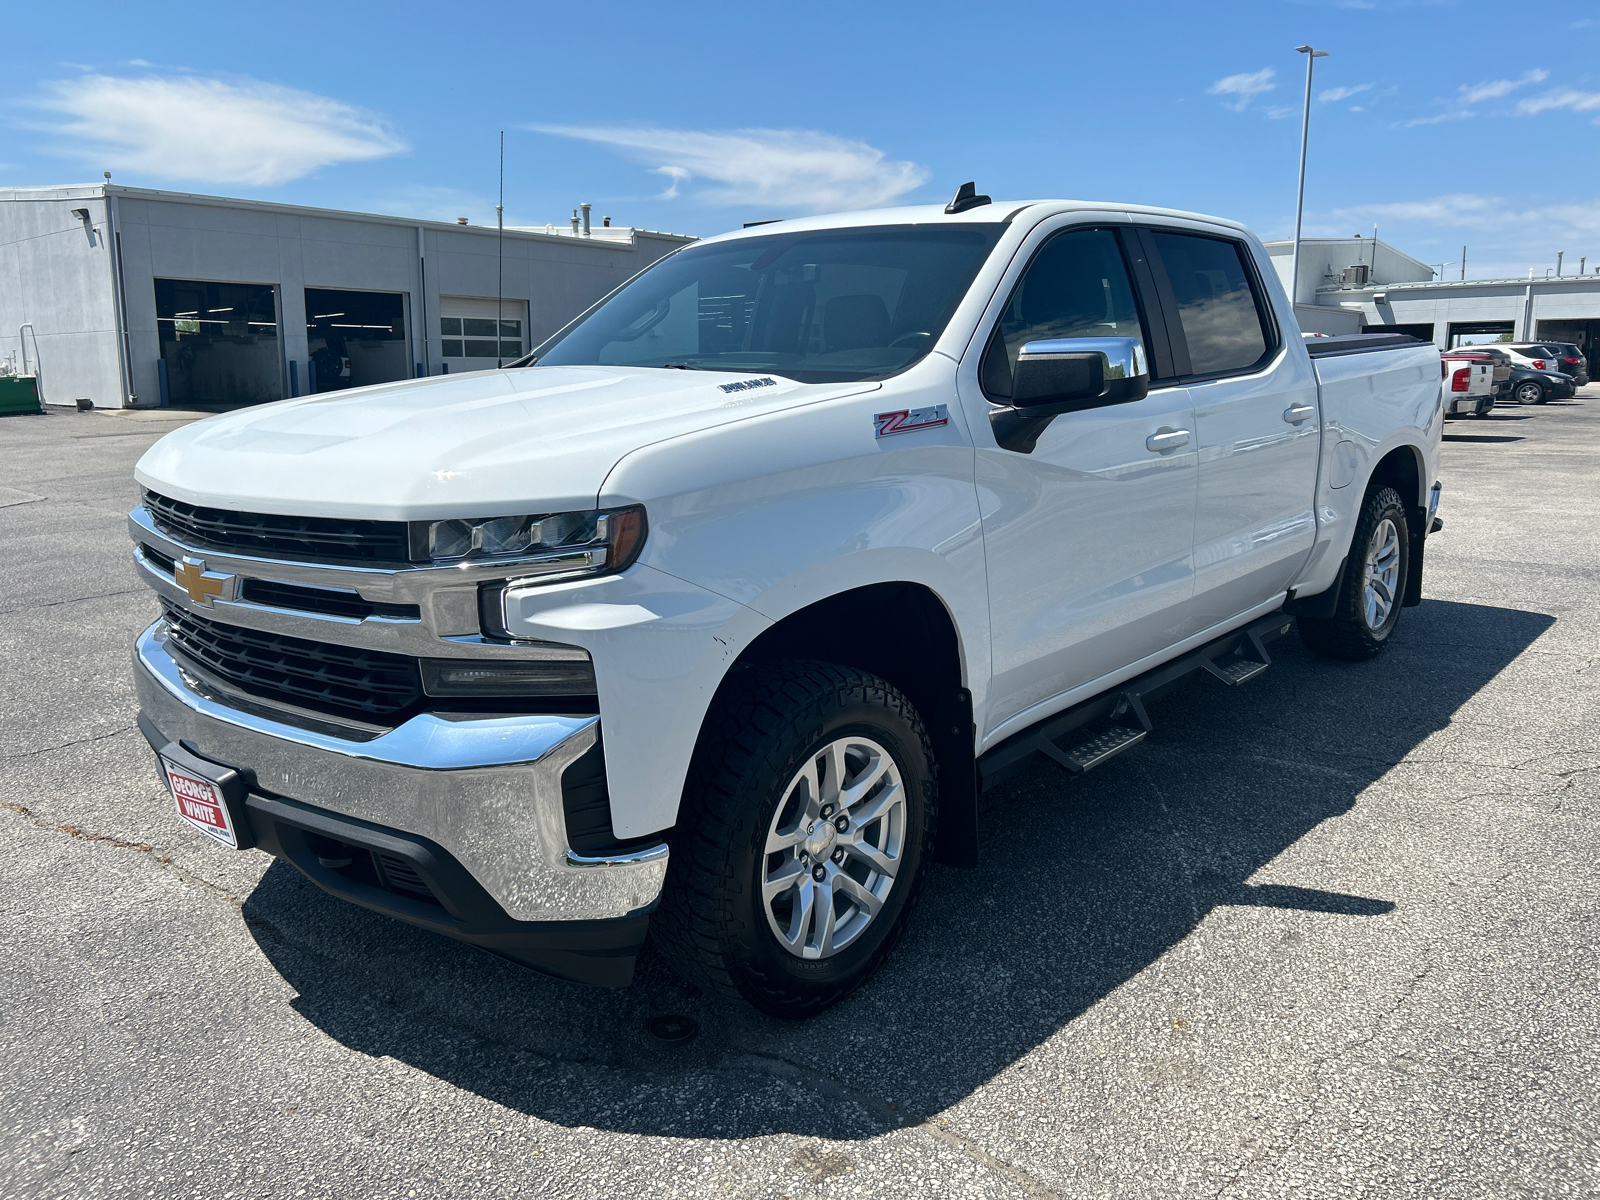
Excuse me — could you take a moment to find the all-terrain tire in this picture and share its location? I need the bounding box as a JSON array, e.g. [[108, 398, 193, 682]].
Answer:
[[1298, 485, 1411, 662], [652, 660, 937, 1018]]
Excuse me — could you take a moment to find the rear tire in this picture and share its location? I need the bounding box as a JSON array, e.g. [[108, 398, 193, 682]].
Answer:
[[653, 661, 936, 1018], [1298, 485, 1411, 662]]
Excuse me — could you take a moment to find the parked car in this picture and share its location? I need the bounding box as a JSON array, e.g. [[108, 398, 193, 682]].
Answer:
[[1516, 341, 1588, 386], [1496, 342, 1570, 377], [127, 193, 1444, 1014], [1506, 362, 1574, 405], [1439, 354, 1494, 417]]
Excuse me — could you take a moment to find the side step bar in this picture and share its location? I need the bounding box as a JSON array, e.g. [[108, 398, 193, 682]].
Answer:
[[977, 611, 1296, 791]]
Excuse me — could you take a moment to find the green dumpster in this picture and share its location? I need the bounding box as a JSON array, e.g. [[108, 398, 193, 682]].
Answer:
[[0, 376, 43, 416]]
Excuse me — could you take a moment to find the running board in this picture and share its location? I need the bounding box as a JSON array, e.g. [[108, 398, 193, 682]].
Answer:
[[978, 612, 1295, 791]]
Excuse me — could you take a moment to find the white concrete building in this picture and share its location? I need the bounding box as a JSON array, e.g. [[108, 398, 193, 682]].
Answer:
[[0, 184, 692, 408], [1264, 234, 1600, 370], [1264, 236, 1436, 336]]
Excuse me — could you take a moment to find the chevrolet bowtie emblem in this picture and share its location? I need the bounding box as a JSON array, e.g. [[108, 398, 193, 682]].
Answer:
[[173, 557, 233, 605]]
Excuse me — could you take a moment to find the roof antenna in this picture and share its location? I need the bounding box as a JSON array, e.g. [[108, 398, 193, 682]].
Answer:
[[944, 181, 991, 215]]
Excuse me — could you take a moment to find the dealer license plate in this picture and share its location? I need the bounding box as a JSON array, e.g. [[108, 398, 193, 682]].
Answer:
[[161, 756, 240, 849]]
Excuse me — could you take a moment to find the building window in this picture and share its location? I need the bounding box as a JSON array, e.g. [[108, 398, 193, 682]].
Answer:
[[441, 316, 521, 359]]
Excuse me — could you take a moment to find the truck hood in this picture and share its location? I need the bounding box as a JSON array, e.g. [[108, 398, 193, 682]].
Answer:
[[135, 366, 878, 519]]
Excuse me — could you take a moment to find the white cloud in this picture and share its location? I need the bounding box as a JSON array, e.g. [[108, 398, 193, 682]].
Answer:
[[1401, 109, 1476, 127], [1319, 83, 1374, 102], [1517, 87, 1600, 117], [653, 165, 690, 200], [355, 184, 492, 224], [1325, 193, 1600, 242], [1399, 69, 1550, 127], [32, 73, 405, 186], [1263, 105, 1298, 120], [1456, 69, 1548, 105], [527, 125, 928, 213], [1207, 68, 1276, 112]]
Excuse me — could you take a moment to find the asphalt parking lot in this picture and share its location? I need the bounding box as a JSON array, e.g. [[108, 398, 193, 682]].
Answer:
[[2, 391, 1597, 1200]]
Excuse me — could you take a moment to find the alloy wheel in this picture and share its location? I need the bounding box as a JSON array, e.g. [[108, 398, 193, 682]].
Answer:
[[1362, 517, 1401, 630], [761, 736, 905, 960]]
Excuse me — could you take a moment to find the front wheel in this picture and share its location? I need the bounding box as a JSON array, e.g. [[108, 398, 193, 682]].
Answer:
[[653, 661, 936, 1017], [1298, 485, 1411, 661], [1515, 379, 1547, 405]]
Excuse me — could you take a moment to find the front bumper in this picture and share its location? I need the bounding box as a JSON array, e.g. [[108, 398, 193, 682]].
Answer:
[[134, 621, 669, 979]]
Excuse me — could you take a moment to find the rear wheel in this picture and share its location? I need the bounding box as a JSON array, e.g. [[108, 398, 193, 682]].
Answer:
[[1515, 379, 1547, 405], [653, 661, 936, 1017], [1298, 485, 1411, 662]]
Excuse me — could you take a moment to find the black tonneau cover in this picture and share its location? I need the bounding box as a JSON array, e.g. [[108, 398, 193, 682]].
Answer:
[[1304, 333, 1427, 360]]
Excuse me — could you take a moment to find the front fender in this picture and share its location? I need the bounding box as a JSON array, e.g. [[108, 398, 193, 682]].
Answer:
[[601, 358, 991, 716]]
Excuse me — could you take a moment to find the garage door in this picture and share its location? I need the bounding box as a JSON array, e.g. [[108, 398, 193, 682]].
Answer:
[[439, 297, 527, 370]]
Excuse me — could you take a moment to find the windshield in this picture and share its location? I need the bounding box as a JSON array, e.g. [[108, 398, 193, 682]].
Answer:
[[532, 223, 1007, 383]]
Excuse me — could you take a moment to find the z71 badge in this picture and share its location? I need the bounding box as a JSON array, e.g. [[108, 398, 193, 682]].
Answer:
[[874, 405, 950, 438]]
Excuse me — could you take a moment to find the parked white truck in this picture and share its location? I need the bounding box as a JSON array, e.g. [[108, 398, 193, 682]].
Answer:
[[130, 188, 1443, 1015]]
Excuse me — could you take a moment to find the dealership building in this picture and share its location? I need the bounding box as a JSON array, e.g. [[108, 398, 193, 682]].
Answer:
[[1268, 235, 1600, 371], [0, 183, 692, 409]]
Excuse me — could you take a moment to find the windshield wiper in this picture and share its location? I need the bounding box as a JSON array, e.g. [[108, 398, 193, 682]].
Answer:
[[661, 362, 705, 370]]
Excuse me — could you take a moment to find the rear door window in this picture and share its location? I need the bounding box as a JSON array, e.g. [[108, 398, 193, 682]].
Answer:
[[1148, 232, 1272, 377]]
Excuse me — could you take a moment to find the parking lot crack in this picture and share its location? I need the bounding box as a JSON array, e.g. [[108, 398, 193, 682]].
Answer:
[[0, 724, 138, 760], [1207, 948, 1446, 1197], [917, 1116, 1069, 1199], [0, 588, 146, 617], [1, 800, 241, 904]]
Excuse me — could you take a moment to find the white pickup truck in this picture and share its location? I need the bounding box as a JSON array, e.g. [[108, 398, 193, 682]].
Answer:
[[129, 188, 1443, 1015]]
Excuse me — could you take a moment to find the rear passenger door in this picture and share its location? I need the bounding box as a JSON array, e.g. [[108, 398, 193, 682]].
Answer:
[[1138, 226, 1320, 633]]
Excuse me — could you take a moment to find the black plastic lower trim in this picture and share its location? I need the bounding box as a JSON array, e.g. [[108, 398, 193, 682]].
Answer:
[[136, 714, 649, 987], [1284, 554, 1349, 621]]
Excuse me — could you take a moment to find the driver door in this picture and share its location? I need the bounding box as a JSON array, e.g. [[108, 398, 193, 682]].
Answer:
[[965, 224, 1199, 740]]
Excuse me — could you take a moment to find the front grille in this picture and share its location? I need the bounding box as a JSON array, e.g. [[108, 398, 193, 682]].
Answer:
[[238, 578, 421, 622], [161, 601, 422, 721], [144, 489, 412, 565]]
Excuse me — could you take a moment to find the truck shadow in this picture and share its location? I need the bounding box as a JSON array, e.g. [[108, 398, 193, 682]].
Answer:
[[243, 597, 1553, 1140]]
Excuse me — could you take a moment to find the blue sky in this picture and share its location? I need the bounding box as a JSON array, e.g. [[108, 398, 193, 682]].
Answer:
[[6, 0, 1598, 280]]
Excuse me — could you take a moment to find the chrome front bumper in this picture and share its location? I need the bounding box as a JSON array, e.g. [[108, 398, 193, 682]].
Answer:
[[133, 621, 668, 922]]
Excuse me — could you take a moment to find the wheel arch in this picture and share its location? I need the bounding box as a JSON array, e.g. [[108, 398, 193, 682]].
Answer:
[[1365, 441, 1426, 510], [1358, 443, 1430, 609], [698, 581, 980, 868]]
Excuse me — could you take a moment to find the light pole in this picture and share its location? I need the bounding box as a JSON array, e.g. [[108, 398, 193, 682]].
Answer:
[[1290, 45, 1329, 314]]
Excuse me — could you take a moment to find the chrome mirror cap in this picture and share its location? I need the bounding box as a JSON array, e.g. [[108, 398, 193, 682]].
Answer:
[[1017, 336, 1148, 381]]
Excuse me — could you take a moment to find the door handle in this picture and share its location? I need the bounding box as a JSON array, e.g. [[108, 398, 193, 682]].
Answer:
[[1284, 403, 1316, 424], [1145, 428, 1191, 453]]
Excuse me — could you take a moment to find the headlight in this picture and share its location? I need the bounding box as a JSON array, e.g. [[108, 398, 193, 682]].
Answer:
[[412, 505, 647, 583]]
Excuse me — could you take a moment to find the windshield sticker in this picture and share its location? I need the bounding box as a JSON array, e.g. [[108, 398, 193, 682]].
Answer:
[[718, 377, 778, 394], [875, 406, 949, 438]]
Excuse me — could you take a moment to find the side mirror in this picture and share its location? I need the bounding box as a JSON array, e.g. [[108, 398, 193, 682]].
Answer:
[[1011, 337, 1149, 414], [989, 336, 1150, 454]]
